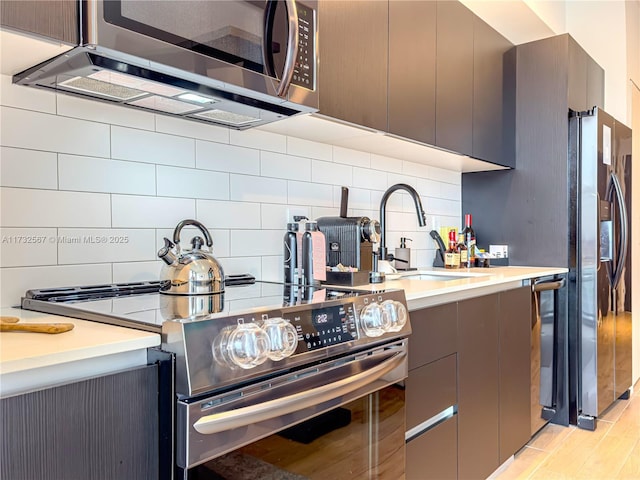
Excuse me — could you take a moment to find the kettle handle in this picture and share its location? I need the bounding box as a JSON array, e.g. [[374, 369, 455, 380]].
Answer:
[[173, 219, 213, 248]]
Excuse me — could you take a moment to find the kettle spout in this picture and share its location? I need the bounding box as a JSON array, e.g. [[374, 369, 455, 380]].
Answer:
[[158, 238, 178, 266]]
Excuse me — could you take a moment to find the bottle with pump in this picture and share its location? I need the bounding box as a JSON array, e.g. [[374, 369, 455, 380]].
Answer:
[[283, 223, 298, 284], [462, 214, 476, 267], [444, 229, 460, 269], [394, 237, 412, 271]]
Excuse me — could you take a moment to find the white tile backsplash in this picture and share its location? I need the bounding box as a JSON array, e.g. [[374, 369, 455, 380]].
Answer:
[[352, 167, 388, 191], [287, 181, 334, 207], [56, 94, 155, 130], [230, 174, 288, 204], [333, 146, 371, 168], [0, 227, 58, 267], [0, 83, 462, 307], [287, 137, 332, 161], [112, 195, 195, 228], [311, 160, 352, 186], [112, 261, 164, 283], [157, 166, 229, 200], [1, 188, 111, 228], [196, 200, 261, 229], [230, 128, 286, 153], [111, 126, 195, 167], [156, 115, 229, 143], [230, 229, 283, 256], [59, 155, 156, 195], [196, 140, 260, 175], [1, 107, 110, 157], [261, 151, 311, 181], [0, 147, 57, 189], [1, 264, 112, 308], [0, 75, 56, 113], [56, 228, 156, 265]]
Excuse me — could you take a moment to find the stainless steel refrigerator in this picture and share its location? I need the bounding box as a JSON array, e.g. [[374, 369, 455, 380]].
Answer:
[[569, 107, 633, 430]]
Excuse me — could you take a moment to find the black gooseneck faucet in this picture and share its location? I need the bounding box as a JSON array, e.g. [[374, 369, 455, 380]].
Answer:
[[378, 184, 427, 261]]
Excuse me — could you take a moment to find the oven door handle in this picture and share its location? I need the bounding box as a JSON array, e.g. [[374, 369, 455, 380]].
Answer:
[[193, 349, 406, 435]]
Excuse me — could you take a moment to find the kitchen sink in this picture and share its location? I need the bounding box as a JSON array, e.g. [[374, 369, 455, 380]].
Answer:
[[387, 271, 490, 282]]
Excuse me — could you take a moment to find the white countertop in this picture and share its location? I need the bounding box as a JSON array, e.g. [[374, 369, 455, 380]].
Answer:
[[0, 265, 565, 395], [0, 307, 160, 397], [359, 265, 568, 310]]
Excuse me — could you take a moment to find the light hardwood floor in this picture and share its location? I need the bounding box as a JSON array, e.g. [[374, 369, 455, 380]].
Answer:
[[494, 385, 640, 479]]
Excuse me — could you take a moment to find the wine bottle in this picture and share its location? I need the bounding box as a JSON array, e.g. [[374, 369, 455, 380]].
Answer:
[[444, 229, 460, 269], [462, 214, 476, 268], [457, 232, 468, 267]]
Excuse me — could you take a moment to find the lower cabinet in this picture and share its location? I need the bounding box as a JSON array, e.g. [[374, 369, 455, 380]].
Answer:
[[406, 416, 458, 480], [1, 364, 161, 480], [407, 286, 532, 479]]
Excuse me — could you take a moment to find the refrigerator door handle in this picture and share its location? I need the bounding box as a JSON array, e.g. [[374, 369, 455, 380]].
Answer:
[[611, 172, 628, 289], [606, 173, 628, 289]]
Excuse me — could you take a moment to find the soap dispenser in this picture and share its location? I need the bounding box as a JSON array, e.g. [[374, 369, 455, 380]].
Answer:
[[394, 237, 412, 271]]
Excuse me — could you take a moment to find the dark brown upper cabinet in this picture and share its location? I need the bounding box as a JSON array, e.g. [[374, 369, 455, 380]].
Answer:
[[318, 1, 389, 132], [388, 1, 437, 145], [435, 1, 474, 157], [1, 1, 78, 44], [473, 15, 515, 167]]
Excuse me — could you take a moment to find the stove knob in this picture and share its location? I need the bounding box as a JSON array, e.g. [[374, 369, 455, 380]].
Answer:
[[226, 322, 270, 369], [359, 302, 391, 337], [381, 300, 408, 332], [263, 317, 298, 360]]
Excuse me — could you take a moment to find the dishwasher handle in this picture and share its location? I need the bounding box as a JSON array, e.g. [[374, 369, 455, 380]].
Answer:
[[532, 277, 566, 292], [193, 349, 406, 435]]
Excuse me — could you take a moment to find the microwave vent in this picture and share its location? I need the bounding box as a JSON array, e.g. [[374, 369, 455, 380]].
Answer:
[[58, 76, 147, 101], [129, 95, 204, 115], [192, 109, 261, 126]]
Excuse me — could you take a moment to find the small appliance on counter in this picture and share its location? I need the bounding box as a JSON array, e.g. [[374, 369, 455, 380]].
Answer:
[[158, 219, 225, 295], [316, 187, 380, 285]]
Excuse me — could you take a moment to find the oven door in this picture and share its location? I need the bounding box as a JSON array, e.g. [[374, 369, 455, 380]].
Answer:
[[176, 341, 407, 479], [95, 0, 317, 106]]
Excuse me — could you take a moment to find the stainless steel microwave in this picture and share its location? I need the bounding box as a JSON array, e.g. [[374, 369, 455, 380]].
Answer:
[[14, 0, 319, 129]]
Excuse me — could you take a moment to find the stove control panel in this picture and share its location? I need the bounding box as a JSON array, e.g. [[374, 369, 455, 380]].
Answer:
[[284, 302, 359, 353]]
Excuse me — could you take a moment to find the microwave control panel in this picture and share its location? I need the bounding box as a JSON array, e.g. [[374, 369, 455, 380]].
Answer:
[[291, 2, 315, 90]]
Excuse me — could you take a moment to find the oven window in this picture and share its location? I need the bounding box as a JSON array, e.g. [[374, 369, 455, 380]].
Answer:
[[192, 385, 405, 479], [104, 1, 289, 76]]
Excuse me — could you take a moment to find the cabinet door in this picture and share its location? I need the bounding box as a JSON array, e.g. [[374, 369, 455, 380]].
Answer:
[[458, 293, 500, 480], [406, 354, 457, 430], [473, 16, 514, 167], [0, 1, 78, 44], [435, 0, 473, 156], [388, 0, 436, 145], [499, 286, 532, 463], [408, 302, 457, 370], [406, 416, 457, 480], [1, 365, 159, 480], [318, 0, 388, 131]]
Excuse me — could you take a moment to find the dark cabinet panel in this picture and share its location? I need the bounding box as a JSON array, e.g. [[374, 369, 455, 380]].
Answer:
[[568, 37, 588, 111], [388, 0, 436, 145], [473, 15, 514, 167], [318, 0, 388, 131], [586, 51, 605, 109], [499, 286, 532, 463], [457, 293, 500, 480], [0, 1, 78, 44], [435, 0, 473, 156], [406, 354, 457, 430], [408, 302, 457, 370], [406, 416, 458, 480], [1, 365, 159, 479]]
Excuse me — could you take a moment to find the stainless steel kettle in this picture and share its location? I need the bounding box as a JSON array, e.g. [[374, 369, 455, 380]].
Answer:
[[157, 219, 225, 295]]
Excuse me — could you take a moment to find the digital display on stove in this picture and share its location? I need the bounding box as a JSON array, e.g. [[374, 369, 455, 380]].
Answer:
[[290, 303, 358, 352]]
